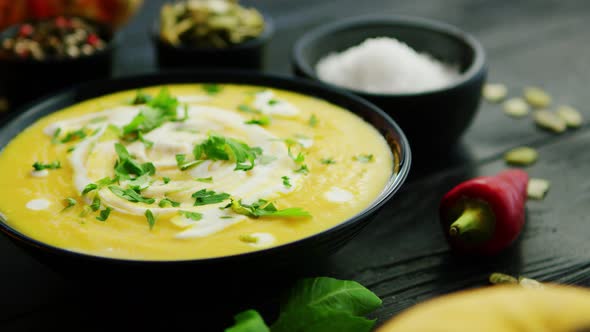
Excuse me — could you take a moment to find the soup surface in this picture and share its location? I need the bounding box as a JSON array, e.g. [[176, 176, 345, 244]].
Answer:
[[0, 84, 394, 260]]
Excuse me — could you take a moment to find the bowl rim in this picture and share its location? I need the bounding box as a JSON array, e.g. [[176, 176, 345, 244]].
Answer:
[[151, 10, 274, 52], [292, 14, 487, 98], [0, 16, 117, 65], [0, 69, 411, 266]]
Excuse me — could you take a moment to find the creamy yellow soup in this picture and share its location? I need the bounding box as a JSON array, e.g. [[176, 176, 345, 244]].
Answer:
[[0, 84, 394, 260]]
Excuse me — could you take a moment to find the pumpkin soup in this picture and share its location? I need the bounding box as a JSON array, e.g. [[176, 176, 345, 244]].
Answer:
[[0, 84, 394, 260]]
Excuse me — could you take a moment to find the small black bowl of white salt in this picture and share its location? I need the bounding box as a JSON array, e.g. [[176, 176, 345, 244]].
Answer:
[[293, 15, 486, 159]]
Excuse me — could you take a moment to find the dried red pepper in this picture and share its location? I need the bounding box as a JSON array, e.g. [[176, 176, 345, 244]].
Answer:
[[439, 169, 529, 255]]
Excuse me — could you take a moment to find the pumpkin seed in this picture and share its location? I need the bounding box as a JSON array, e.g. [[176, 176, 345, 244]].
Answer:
[[518, 276, 544, 289], [504, 146, 538, 166], [489, 272, 518, 285], [534, 110, 566, 133], [503, 97, 529, 117], [557, 105, 583, 128], [527, 178, 550, 200], [524, 86, 552, 108], [482, 83, 507, 103]]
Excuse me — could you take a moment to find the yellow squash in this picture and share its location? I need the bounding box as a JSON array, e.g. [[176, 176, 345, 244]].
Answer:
[[377, 285, 590, 332]]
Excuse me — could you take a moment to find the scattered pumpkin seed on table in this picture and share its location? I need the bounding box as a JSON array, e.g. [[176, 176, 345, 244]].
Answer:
[[503, 97, 530, 117], [482, 83, 508, 103], [504, 146, 538, 166], [489, 272, 518, 285], [556, 105, 583, 128], [524, 86, 552, 108], [527, 178, 550, 200], [534, 110, 566, 133]]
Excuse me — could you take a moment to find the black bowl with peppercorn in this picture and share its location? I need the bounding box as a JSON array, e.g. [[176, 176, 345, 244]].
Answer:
[[153, 0, 273, 70], [0, 16, 115, 110]]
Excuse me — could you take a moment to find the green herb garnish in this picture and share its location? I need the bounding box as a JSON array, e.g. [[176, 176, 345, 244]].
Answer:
[[179, 210, 203, 221], [96, 207, 112, 222], [162, 176, 171, 184], [114, 143, 156, 180], [195, 177, 213, 183], [192, 189, 230, 206], [282, 176, 292, 188], [158, 197, 181, 208], [195, 134, 263, 171], [239, 234, 259, 244], [294, 164, 309, 175], [145, 209, 156, 230], [66, 146, 76, 153], [108, 186, 155, 204], [122, 88, 180, 140], [127, 173, 152, 191], [308, 114, 319, 127], [320, 158, 336, 165], [245, 115, 271, 126], [32, 161, 61, 171], [202, 84, 222, 95], [90, 195, 101, 211], [130, 90, 152, 105], [82, 177, 117, 195], [51, 128, 62, 144], [62, 197, 77, 210], [176, 154, 203, 171], [228, 198, 310, 218], [237, 104, 261, 114], [60, 128, 87, 143], [354, 154, 374, 163]]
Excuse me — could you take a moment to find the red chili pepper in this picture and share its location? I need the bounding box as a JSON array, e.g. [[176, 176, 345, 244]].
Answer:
[[18, 24, 34, 37], [87, 33, 100, 46], [439, 169, 529, 255]]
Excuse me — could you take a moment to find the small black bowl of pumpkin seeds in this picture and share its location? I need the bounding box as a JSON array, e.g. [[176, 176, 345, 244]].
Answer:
[[0, 16, 115, 110], [152, 0, 273, 70]]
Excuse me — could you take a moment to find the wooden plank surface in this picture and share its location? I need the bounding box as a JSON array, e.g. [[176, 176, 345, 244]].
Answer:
[[1, 0, 589, 330]]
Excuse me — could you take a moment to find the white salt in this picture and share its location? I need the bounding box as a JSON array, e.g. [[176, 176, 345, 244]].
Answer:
[[315, 37, 460, 94]]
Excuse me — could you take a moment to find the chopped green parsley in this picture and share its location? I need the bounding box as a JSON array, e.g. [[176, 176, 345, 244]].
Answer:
[[96, 207, 112, 222], [32, 161, 61, 171], [145, 209, 156, 229], [162, 176, 171, 184], [90, 195, 101, 211], [108, 186, 155, 204], [114, 143, 156, 180], [195, 177, 213, 183], [179, 210, 203, 221], [354, 154, 374, 163], [282, 176, 292, 188], [194, 134, 263, 171], [294, 164, 309, 175], [62, 197, 77, 210], [320, 158, 336, 165], [175, 154, 203, 171], [237, 104, 261, 114], [158, 197, 181, 208], [228, 199, 311, 219], [245, 115, 271, 126], [202, 84, 222, 95], [309, 114, 319, 127], [192, 189, 230, 206]]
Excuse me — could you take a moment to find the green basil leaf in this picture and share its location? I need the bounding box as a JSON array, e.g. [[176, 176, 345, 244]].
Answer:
[[270, 277, 382, 332], [225, 310, 270, 332]]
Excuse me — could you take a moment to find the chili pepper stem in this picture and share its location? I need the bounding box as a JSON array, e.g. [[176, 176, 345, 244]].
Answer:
[[449, 201, 495, 244]]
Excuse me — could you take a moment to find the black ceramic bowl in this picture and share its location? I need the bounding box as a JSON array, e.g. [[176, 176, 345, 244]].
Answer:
[[153, 13, 274, 70], [0, 17, 115, 110], [293, 15, 487, 160], [0, 70, 410, 283]]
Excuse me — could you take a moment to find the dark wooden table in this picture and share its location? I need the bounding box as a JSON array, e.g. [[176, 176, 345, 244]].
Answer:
[[1, 0, 590, 330]]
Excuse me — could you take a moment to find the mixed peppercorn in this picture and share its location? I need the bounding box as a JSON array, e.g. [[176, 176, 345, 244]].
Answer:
[[0, 16, 107, 60]]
